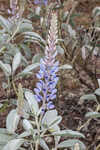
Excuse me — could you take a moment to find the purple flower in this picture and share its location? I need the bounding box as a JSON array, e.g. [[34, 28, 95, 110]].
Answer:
[[47, 101, 55, 109], [34, 13, 58, 110], [34, 0, 48, 5]]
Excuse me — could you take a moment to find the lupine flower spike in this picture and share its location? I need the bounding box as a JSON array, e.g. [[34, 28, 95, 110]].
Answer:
[[34, 0, 48, 6], [34, 13, 59, 111]]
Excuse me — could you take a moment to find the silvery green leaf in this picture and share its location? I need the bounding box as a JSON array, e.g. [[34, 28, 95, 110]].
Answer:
[[54, 126, 61, 143], [63, 11, 69, 21], [22, 32, 46, 45], [61, 23, 67, 30], [23, 119, 33, 131], [35, 6, 41, 15], [49, 116, 62, 128], [67, 24, 76, 38], [59, 64, 72, 70], [42, 110, 57, 127], [0, 61, 11, 77], [52, 130, 85, 138], [17, 131, 31, 138], [42, 110, 61, 129], [57, 39, 64, 42], [21, 56, 28, 66], [97, 79, 100, 87], [0, 145, 4, 150], [0, 103, 3, 108], [39, 139, 49, 150], [81, 46, 86, 60], [18, 148, 26, 150], [92, 7, 100, 17], [3, 139, 24, 150], [79, 94, 97, 105], [18, 63, 39, 77], [25, 91, 39, 115], [85, 112, 100, 118], [0, 134, 14, 145], [0, 128, 16, 145], [56, 45, 64, 55], [52, 125, 60, 133], [6, 109, 20, 134], [0, 16, 10, 32], [24, 39, 45, 49], [2, 82, 8, 89], [0, 128, 8, 134], [74, 143, 80, 150], [18, 22, 33, 33], [12, 52, 21, 74], [20, 44, 32, 59], [57, 139, 86, 149], [32, 53, 43, 63], [95, 88, 100, 96]]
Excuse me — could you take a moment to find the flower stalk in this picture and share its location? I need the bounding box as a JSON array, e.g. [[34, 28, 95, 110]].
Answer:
[[34, 13, 58, 111]]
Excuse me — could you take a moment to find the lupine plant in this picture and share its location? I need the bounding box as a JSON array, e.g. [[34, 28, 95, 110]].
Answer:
[[0, 12, 86, 150], [34, 13, 59, 111]]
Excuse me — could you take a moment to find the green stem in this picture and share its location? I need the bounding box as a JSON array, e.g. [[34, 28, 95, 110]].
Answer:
[[7, 77, 11, 97], [35, 116, 40, 150], [12, 80, 18, 96]]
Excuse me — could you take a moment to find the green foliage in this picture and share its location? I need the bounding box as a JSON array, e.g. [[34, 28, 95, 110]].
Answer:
[[57, 139, 86, 149], [0, 1, 88, 150]]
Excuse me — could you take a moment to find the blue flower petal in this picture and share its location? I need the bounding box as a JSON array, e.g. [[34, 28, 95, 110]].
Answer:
[[40, 63, 46, 72], [36, 73, 42, 79], [46, 94, 50, 102], [50, 66, 58, 74], [47, 101, 55, 109], [34, 0, 48, 5], [51, 88, 57, 95], [50, 94, 56, 100], [34, 88, 40, 95], [36, 82, 42, 91], [34, 94, 43, 102]]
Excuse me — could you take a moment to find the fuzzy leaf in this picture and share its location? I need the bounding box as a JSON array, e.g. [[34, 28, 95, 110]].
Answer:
[[52, 130, 85, 138], [18, 22, 33, 33], [42, 110, 62, 129], [0, 103, 3, 108], [85, 112, 100, 118], [25, 91, 39, 115], [59, 64, 72, 70], [39, 139, 49, 150], [57, 139, 86, 149], [23, 119, 33, 131], [20, 44, 32, 59], [56, 45, 64, 55], [97, 79, 100, 87], [3, 139, 24, 150], [54, 126, 61, 143], [79, 94, 97, 105], [18, 63, 39, 77], [22, 32, 46, 45], [0, 15, 10, 31], [92, 7, 100, 17], [18, 131, 31, 138], [95, 88, 100, 96], [6, 109, 20, 134], [0, 129, 16, 145], [0, 61, 11, 77], [12, 52, 21, 74], [81, 46, 86, 60], [32, 53, 43, 63], [67, 24, 76, 38]]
